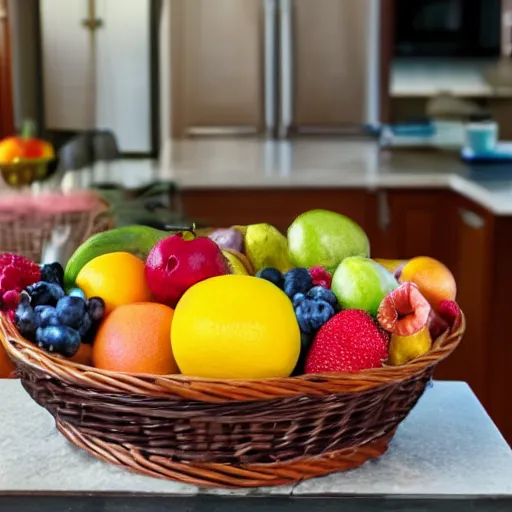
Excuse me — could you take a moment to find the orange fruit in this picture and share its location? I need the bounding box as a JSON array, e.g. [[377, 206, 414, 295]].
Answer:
[[76, 252, 152, 314], [400, 256, 456, 311], [69, 343, 93, 366], [92, 303, 178, 374]]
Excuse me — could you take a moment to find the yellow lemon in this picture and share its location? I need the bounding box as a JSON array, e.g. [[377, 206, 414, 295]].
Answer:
[[171, 275, 300, 379], [76, 252, 152, 314]]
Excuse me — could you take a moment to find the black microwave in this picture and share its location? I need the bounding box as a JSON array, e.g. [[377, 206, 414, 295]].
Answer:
[[394, 0, 502, 57]]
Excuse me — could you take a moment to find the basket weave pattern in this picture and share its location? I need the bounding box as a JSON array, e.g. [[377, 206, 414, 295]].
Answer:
[[0, 203, 113, 263], [0, 314, 464, 488]]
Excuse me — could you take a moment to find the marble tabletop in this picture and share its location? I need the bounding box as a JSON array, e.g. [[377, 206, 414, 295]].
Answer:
[[0, 380, 511, 511], [56, 139, 512, 216]]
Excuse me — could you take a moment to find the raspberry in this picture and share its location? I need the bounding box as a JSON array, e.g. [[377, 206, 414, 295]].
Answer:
[[0, 253, 41, 311], [438, 300, 462, 332], [2, 290, 20, 310], [309, 266, 332, 289]]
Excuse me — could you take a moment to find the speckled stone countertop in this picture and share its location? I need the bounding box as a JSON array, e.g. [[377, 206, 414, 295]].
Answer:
[[0, 381, 511, 511], [58, 139, 512, 216]]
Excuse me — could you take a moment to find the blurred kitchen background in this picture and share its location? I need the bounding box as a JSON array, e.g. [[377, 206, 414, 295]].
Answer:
[[2, 0, 512, 444], [3, 0, 512, 151]]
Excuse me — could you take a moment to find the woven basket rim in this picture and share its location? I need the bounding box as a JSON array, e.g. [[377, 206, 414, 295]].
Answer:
[[0, 312, 464, 402], [0, 157, 55, 169]]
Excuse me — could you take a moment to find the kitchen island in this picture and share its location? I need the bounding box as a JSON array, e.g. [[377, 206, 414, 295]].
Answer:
[[60, 139, 512, 445], [1, 380, 511, 511]]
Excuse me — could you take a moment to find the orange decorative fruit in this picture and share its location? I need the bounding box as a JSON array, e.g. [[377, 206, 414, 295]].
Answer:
[[69, 343, 93, 366], [76, 252, 152, 314], [0, 345, 16, 379], [400, 256, 456, 311], [92, 303, 178, 375], [0, 120, 54, 163]]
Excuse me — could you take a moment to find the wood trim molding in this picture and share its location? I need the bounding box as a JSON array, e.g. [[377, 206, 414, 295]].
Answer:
[[379, 0, 394, 124], [0, 0, 14, 138]]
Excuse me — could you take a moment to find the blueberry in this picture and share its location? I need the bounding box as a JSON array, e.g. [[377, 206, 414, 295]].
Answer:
[[295, 299, 315, 334], [307, 286, 338, 308], [256, 268, 284, 289], [284, 268, 313, 298], [308, 300, 336, 331], [56, 296, 87, 329], [14, 303, 39, 340], [69, 288, 86, 300], [34, 305, 58, 327], [78, 312, 93, 339], [36, 326, 81, 357], [26, 281, 65, 307], [292, 292, 306, 308], [87, 297, 105, 324], [40, 263, 64, 286]]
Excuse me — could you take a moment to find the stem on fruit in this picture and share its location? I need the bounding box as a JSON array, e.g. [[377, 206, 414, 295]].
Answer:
[[163, 222, 196, 236], [21, 119, 37, 139]]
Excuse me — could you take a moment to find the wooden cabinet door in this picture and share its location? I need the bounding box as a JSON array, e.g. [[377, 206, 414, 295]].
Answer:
[[171, 0, 265, 137], [434, 195, 494, 406], [0, 0, 14, 138], [290, 0, 377, 132], [367, 190, 450, 261], [368, 190, 491, 404], [40, 0, 91, 131], [181, 188, 373, 234]]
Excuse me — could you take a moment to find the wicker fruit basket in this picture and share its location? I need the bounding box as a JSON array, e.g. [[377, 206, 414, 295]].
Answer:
[[0, 313, 464, 488], [0, 193, 113, 263]]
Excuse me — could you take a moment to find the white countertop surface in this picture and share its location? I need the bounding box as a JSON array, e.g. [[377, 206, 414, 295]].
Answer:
[[0, 380, 511, 498], [57, 139, 512, 215], [390, 58, 512, 98]]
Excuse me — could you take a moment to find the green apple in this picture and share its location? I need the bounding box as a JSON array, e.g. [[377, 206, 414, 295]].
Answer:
[[287, 210, 370, 271], [332, 256, 398, 315]]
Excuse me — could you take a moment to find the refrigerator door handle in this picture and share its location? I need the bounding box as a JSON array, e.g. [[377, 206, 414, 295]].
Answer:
[[279, 0, 293, 138], [263, 0, 278, 136]]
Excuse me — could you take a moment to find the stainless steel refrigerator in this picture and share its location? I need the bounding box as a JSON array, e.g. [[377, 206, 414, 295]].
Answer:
[[170, 0, 382, 138]]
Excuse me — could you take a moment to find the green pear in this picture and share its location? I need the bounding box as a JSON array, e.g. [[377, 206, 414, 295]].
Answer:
[[287, 210, 370, 272], [332, 256, 398, 315], [244, 223, 292, 273]]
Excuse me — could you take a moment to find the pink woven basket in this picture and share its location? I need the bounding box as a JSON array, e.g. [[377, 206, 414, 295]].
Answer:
[[0, 191, 113, 262]]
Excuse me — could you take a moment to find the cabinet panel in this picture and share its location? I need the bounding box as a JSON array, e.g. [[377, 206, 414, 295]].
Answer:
[[41, 0, 152, 152], [181, 189, 372, 234], [487, 216, 512, 444], [171, 0, 264, 136], [292, 0, 374, 128], [368, 190, 449, 261], [41, 0, 91, 131], [95, 0, 151, 152], [434, 197, 493, 405]]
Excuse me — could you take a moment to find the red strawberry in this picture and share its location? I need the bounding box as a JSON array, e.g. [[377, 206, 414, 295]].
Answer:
[[0, 254, 40, 311], [309, 266, 332, 289], [305, 309, 389, 373]]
